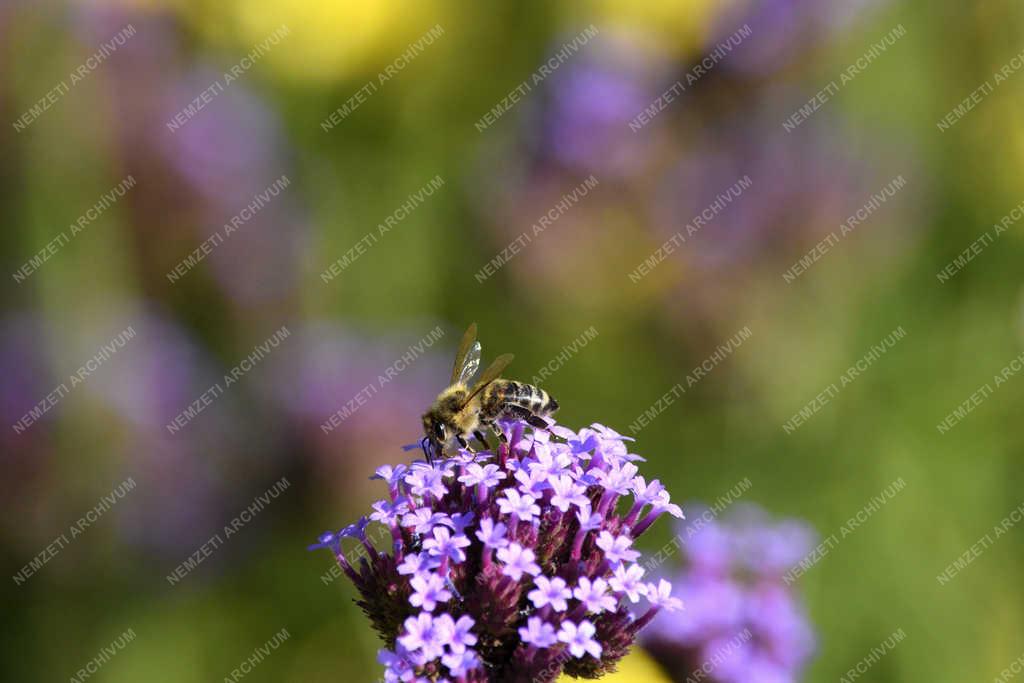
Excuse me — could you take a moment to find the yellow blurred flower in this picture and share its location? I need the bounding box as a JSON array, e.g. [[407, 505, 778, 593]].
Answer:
[[574, 0, 723, 56], [182, 0, 448, 85], [557, 647, 672, 683]]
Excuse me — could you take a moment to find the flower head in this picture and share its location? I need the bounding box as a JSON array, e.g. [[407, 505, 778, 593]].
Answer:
[[309, 419, 684, 681]]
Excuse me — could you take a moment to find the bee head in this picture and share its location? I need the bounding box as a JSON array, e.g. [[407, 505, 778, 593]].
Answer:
[[421, 408, 449, 459]]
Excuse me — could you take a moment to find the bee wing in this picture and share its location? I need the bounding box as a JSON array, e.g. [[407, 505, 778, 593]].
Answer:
[[451, 323, 479, 384], [463, 353, 514, 404], [458, 341, 482, 385]]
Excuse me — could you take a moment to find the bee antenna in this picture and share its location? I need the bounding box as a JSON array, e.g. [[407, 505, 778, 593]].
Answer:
[[421, 437, 432, 464]]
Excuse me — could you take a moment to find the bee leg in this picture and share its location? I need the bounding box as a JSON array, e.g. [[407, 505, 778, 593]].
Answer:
[[482, 420, 507, 443], [526, 415, 550, 430], [444, 574, 463, 600], [473, 430, 491, 450], [501, 405, 550, 431], [456, 434, 476, 453]]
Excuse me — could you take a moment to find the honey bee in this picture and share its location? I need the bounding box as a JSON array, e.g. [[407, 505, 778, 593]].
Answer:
[[420, 323, 559, 462]]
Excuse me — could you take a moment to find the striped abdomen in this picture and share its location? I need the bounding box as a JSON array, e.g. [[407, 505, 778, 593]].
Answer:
[[490, 380, 558, 417]]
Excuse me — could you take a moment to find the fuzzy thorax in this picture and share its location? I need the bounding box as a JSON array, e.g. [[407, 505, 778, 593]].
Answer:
[[422, 384, 480, 448]]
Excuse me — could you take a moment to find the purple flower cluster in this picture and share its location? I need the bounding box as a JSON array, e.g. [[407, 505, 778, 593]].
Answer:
[[643, 503, 816, 683], [310, 421, 684, 682]]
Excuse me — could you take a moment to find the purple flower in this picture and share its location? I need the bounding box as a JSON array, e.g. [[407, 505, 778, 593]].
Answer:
[[710, 0, 884, 76], [397, 552, 439, 576], [558, 619, 603, 659], [593, 462, 638, 495], [377, 646, 415, 682], [372, 464, 409, 489], [631, 477, 666, 506], [402, 508, 452, 534], [536, 37, 663, 178], [370, 498, 409, 526], [519, 616, 559, 648], [307, 530, 340, 554], [458, 463, 506, 488], [423, 526, 471, 564], [436, 613, 479, 654], [573, 576, 617, 614], [496, 542, 541, 581], [409, 572, 452, 612], [649, 489, 684, 518], [576, 506, 603, 530], [475, 517, 508, 548], [549, 474, 589, 512], [596, 531, 641, 565], [645, 579, 684, 612], [496, 488, 541, 523], [450, 511, 476, 534], [528, 575, 572, 612], [642, 504, 817, 683], [609, 564, 647, 603], [406, 467, 448, 499], [443, 648, 481, 677], [552, 425, 599, 458], [513, 467, 549, 498], [530, 447, 572, 478], [588, 423, 635, 443], [310, 419, 684, 681], [398, 613, 445, 660]]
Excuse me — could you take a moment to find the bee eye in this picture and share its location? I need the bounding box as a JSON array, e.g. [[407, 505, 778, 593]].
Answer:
[[435, 423, 446, 439]]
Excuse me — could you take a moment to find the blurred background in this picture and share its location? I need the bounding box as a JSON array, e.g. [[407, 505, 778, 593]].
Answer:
[[2, 0, 1022, 681]]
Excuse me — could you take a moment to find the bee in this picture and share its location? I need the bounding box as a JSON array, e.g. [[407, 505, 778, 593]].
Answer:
[[420, 323, 559, 462]]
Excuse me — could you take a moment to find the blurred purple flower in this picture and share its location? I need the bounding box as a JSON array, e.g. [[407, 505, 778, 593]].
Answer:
[[481, 11, 914, 331], [0, 314, 58, 523], [711, 0, 888, 75], [80, 310, 248, 558], [643, 503, 816, 683], [160, 70, 285, 204], [652, 106, 867, 271], [533, 32, 668, 177], [0, 314, 55, 444], [76, 5, 306, 308], [159, 68, 306, 306], [85, 311, 208, 430]]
